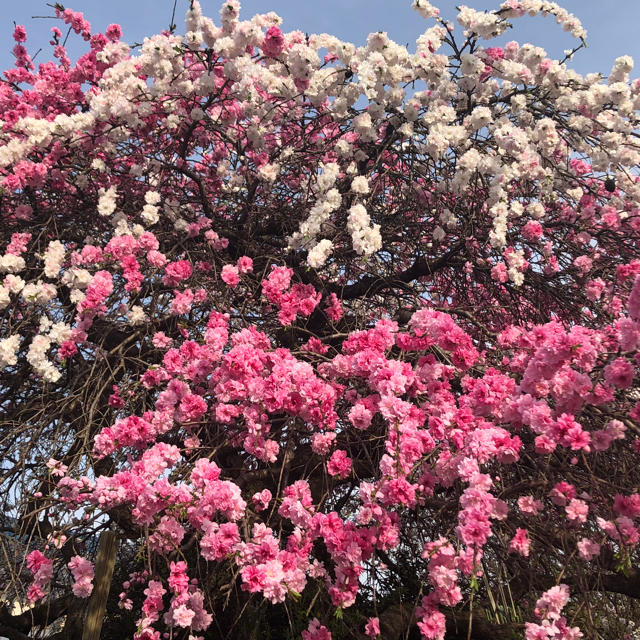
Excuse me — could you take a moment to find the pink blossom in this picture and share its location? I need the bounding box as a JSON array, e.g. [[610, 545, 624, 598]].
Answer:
[[613, 493, 640, 518], [13, 25, 27, 43], [518, 496, 543, 516], [171, 288, 194, 315], [549, 481, 577, 506], [325, 293, 343, 322], [534, 584, 570, 620], [200, 522, 240, 560], [577, 537, 600, 561], [262, 26, 285, 57], [348, 401, 373, 430], [491, 262, 508, 283], [302, 618, 332, 640], [26, 551, 53, 601], [629, 275, 640, 319], [573, 255, 593, 276], [221, 264, 240, 288], [508, 528, 530, 556], [365, 617, 380, 638], [522, 221, 544, 241], [565, 498, 589, 524], [457, 509, 492, 547], [105, 23, 122, 42], [603, 357, 634, 389], [237, 256, 253, 274], [172, 604, 195, 627], [68, 556, 94, 597], [252, 489, 272, 511], [152, 332, 172, 349], [163, 260, 192, 286], [327, 449, 352, 478]]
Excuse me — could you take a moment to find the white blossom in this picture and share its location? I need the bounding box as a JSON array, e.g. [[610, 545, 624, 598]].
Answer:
[[97, 186, 118, 217], [0, 335, 20, 368], [307, 239, 334, 269], [44, 241, 66, 278], [22, 281, 57, 305], [129, 305, 147, 325], [412, 0, 439, 19], [351, 176, 370, 195], [0, 254, 25, 274]]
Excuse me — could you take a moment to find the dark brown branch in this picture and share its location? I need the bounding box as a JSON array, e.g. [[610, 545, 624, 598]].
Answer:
[[0, 624, 31, 640], [333, 240, 465, 300], [0, 594, 73, 634]]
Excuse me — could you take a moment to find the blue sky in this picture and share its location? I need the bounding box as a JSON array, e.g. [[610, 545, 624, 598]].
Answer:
[[2, 1, 640, 79]]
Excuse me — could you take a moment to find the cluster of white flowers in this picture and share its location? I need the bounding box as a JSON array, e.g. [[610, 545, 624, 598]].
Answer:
[[290, 188, 342, 251], [527, 202, 546, 220], [352, 113, 377, 143], [128, 305, 147, 325], [347, 204, 382, 256], [290, 162, 347, 263], [141, 190, 161, 225], [533, 118, 560, 155], [43, 241, 66, 279], [4, 274, 24, 294], [0, 112, 95, 170], [440, 208, 457, 229], [460, 53, 486, 78], [258, 162, 279, 183], [27, 335, 60, 383], [0, 334, 20, 369], [22, 281, 57, 305], [457, 7, 508, 40], [466, 106, 493, 130], [412, 0, 439, 19], [95, 41, 130, 66], [0, 254, 25, 273], [0, 137, 32, 169], [307, 239, 335, 269], [457, 148, 482, 173], [489, 202, 509, 249], [317, 163, 340, 192], [111, 212, 134, 237], [499, 0, 586, 40], [97, 186, 118, 217], [507, 249, 527, 286], [609, 55, 634, 84], [0, 285, 10, 310], [425, 123, 466, 160], [48, 322, 73, 345], [350, 176, 370, 195], [288, 43, 321, 84], [185, 0, 204, 49]]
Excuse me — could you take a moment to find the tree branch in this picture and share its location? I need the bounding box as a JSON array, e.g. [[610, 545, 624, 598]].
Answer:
[[332, 240, 465, 300]]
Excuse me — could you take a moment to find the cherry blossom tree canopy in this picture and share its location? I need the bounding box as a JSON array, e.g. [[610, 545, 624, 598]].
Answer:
[[1, 2, 640, 639]]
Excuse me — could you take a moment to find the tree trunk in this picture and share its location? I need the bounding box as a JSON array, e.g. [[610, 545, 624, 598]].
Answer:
[[82, 531, 118, 640]]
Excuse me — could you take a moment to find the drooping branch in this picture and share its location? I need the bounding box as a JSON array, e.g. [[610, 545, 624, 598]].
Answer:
[[333, 240, 465, 300]]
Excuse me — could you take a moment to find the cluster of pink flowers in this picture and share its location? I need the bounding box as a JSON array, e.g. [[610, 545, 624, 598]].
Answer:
[[68, 556, 95, 597], [16, 252, 640, 638], [525, 585, 582, 640], [55, 7, 92, 40], [25, 551, 53, 602], [262, 266, 322, 325]]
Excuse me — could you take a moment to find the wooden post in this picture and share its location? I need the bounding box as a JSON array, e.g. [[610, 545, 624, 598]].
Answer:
[[82, 530, 117, 640]]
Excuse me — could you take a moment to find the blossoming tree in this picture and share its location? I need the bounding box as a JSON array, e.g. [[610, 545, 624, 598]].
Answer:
[[1, 1, 640, 639]]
